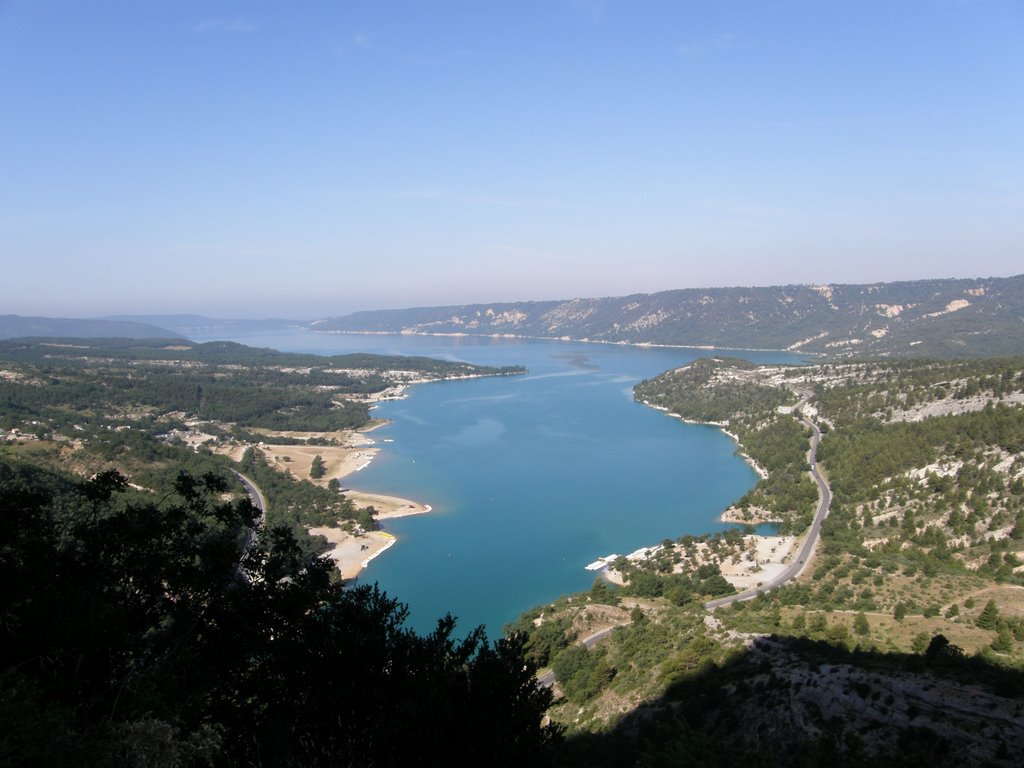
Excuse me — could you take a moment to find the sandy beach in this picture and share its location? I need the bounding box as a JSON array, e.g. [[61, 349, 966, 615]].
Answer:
[[343, 490, 431, 519], [310, 525, 399, 580], [292, 429, 432, 579], [215, 425, 383, 482], [210, 423, 432, 580], [309, 490, 432, 579]]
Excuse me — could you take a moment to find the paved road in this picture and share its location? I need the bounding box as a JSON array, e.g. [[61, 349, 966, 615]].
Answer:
[[537, 625, 619, 688], [704, 389, 832, 610], [234, 471, 266, 517], [233, 471, 266, 563]]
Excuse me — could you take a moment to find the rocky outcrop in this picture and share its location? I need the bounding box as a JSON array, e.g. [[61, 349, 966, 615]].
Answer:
[[722, 637, 1024, 765]]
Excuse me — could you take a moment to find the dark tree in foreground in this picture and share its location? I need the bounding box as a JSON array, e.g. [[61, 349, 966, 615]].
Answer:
[[0, 459, 557, 766]]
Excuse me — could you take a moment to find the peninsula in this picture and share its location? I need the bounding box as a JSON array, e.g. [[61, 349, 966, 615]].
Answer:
[[0, 337, 523, 579]]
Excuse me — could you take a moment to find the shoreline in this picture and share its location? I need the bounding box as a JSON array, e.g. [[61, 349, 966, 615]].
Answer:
[[303, 417, 433, 581], [719, 505, 782, 526], [601, 533, 799, 592], [640, 400, 770, 482], [215, 411, 436, 581], [310, 525, 401, 581], [312, 328, 813, 356], [304, 334, 788, 586], [600, 398, 788, 582], [312, 334, 781, 579], [720, 427, 770, 480], [343, 489, 432, 519], [308, 487, 433, 581]]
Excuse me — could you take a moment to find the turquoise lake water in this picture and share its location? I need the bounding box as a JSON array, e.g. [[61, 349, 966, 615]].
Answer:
[[193, 330, 803, 637]]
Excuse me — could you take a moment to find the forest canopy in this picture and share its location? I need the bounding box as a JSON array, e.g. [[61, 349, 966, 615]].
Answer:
[[0, 458, 557, 766]]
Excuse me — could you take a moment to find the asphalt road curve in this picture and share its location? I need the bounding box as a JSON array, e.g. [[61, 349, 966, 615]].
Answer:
[[704, 393, 831, 610], [233, 471, 267, 566], [537, 626, 617, 688]]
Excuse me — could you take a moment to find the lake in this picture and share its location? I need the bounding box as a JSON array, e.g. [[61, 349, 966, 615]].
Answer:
[[193, 329, 803, 636]]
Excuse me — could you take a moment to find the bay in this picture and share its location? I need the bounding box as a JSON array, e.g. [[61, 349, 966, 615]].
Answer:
[[192, 329, 804, 636]]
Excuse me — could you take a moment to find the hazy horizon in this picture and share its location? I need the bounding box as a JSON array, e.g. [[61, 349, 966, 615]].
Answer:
[[0, 267, 1005, 324], [3, 1, 1022, 319]]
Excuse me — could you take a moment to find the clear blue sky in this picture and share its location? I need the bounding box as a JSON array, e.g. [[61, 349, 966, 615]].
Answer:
[[2, 1, 1022, 319]]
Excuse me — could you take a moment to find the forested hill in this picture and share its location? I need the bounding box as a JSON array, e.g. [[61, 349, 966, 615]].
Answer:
[[312, 274, 1024, 358], [0, 314, 183, 340], [0, 337, 524, 438]]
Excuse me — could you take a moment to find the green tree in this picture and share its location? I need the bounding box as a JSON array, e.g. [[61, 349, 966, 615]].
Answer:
[[893, 602, 907, 621], [506, 613, 576, 667], [660, 636, 720, 686], [0, 460, 557, 766], [854, 611, 870, 636], [552, 646, 616, 704], [912, 632, 930, 654], [355, 506, 377, 531], [827, 622, 850, 644], [976, 599, 1000, 630], [309, 454, 326, 479], [700, 573, 736, 597], [990, 627, 1015, 654], [589, 578, 620, 606]]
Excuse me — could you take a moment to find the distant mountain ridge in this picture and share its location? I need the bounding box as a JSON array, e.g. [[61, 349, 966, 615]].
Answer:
[[312, 274, 1024, 357], [0, 315, 303, 342], [102, 315, 301, 337], [0, 315, 183, 341]]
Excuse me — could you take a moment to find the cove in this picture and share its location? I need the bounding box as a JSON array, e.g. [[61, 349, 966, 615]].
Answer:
[[192, 329, 804, 636]]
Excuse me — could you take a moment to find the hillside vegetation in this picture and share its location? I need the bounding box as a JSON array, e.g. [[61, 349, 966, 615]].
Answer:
[[6, 334, 1024, 765], [0, 460, 556, 765], [0, 338, 550, 766], [0, 338, 523, 554], [509, 355, 1024, 766], [314, 274, 1024, 358]]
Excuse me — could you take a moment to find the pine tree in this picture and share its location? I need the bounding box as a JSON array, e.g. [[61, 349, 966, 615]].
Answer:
[[990, 627, 1014, 653], [976, 599, 1000, 630]]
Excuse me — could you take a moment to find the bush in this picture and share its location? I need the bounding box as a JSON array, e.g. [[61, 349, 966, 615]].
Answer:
[[552, 646, 616, 704]]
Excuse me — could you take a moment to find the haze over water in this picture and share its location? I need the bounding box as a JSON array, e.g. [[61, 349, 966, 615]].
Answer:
[[195, 330, 803, 636]]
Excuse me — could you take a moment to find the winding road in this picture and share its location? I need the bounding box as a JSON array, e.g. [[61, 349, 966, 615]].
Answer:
[[704, 388, 831, 610]]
